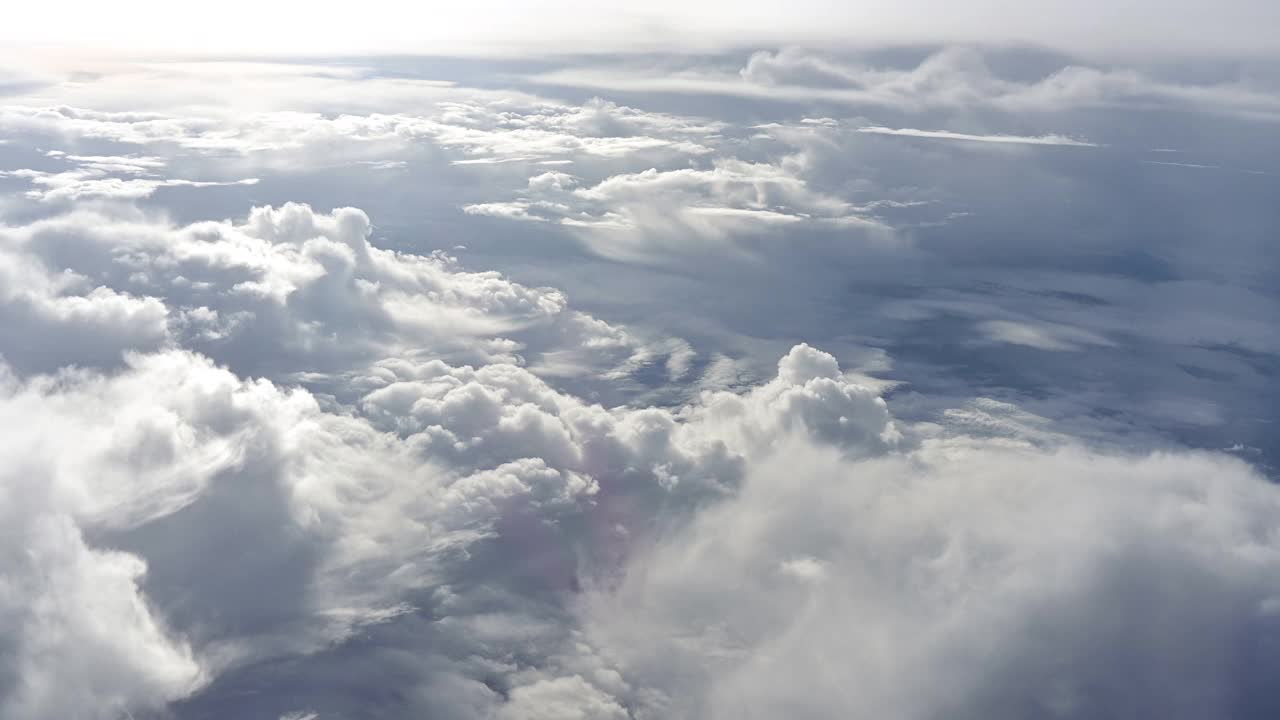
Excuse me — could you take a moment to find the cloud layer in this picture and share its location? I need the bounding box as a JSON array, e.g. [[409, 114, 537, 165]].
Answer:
[[2, 201, 1278, 719], [1, 45, 1278, 720], [586, 437, 1280, 719]]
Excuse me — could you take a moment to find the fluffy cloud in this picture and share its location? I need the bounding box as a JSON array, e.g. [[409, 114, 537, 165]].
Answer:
[[583, 437, 1280, 719], [0, 203, 690, 386], [0, 227, 171, 372], [0, 316, 907, 719], [3, 217, 1280, 718], [428, 98, 721, 163], [0, 347, 570, 718], [466, 158, 889, 261], [2, 51, 1278, 720], [0, 510, 202, 720], [0, 191, 914, 720]]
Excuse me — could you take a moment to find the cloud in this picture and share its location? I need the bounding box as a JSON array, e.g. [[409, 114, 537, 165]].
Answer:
[[465, 159, 890, 261], [582, 436, 1280, 719], [0, 149, 259, 201], [530, 47, 1280, 120], [1142, 160, 1270, 175], [0, 316, 907, 719], [1, 169, 259, 202], [1, 50, 1278, 720], [0, 97, 720, 166], [425, 98, 721, 163], [495, 675, 628, 720], [0, 203, 689, 385], [0, 193, 913, 718], [2, 193, 1278, 718], [0, 227, 171, 372], [855, 125, 1098, 147], [976, 319, 1115, 351]]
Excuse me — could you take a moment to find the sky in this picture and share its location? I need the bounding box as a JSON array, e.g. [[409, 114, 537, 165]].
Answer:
[[1, 6, 1279, 720]]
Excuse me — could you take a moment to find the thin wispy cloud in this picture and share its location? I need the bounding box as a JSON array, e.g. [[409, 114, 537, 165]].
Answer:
[[856, 125, 1099, 146], [1143, 159, 1269, 175]]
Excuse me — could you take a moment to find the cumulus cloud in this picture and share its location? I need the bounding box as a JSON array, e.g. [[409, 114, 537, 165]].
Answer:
[[0, 307, 910, 719], [2, 47, 1278, 720], [425, 98, 721, 163], [2, 202, 1279, 718], [0, 226, 171, 372], [583, 437, 1280, 719], [0, 203, 688, 385], [466, 158, 889, 261]]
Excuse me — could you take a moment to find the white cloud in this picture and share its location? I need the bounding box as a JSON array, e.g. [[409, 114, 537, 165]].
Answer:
[[0, 229, 171, 371], [422, 98, 721, 163], [466, 158, 889, 261], [2, 200, 1279, 718], [0, 348, 567, 717], [496, 675, 628, 720], [583, 437, 1280, 719], [977, 319, 1115, 351], [1, 168, 259, 202], [856, 125, 1098, 147], [0, 50, 1276, 719], [0, 185, 929, 718], [0, 513, 203, 720], [0, 105, 423, 155], [531, 47, 1280, 120], [0, 308, 909, 719], [0, 203, 687, 383], [0, 96, 721, 173]]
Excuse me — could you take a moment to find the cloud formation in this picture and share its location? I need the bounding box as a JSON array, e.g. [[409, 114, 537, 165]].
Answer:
[[584, 437, 1280, 719], [855, 125, 1098, 147], [1, 150, 259, 201], [0, 203, 694, 386], [465, 158, 888, 260], [5, 311, 1279, 718], [534, 47, 1280, 120], [0, 97, 720, 165], [0, 286, 911, 719], [1, 43, 1278, 720]]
